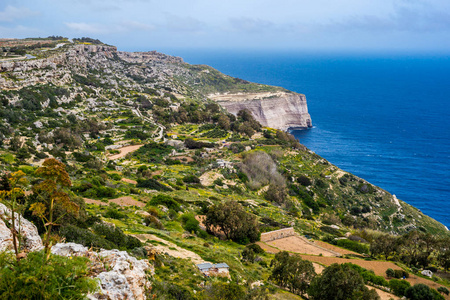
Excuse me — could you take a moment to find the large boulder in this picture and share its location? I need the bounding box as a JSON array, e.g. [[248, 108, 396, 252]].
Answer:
[[0, 203, 43, 252], [52, 243, 153, 300]]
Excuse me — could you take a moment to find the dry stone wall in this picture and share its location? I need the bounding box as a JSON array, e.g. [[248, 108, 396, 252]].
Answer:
[[260, 227, 295, 242]]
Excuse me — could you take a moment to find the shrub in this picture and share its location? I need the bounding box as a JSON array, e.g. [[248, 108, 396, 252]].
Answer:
[[438, 287, 449, 295], [182, 175, 200, 184], [104, 208, 126, 220], [386, 268, 395, 278], [92, 223, 142, 250], [59, 224, 116, 249], [0, 251, 97, 299], [336, 239, 369, 254], [136, 178, 172, 191], [149, 194, 180, 211], [405, 284, 444, 300], [389, 279, 411, 296], [297, 175, 312, 186], [265, 184, 288, 204], [180, 213, 200, 233], [144, 215, 164, 229]]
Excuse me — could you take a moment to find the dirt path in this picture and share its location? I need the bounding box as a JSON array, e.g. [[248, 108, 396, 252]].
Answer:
[[134, 233, 205, 264], [84, 196, 145, 207], [108, 144, 143, 160]]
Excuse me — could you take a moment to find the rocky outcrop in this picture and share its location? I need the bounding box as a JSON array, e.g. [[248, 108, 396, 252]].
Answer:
[[209, 92, 312, 131], [0, 203, 43, 252], [52, 243, 153, 300], [117, 51, 183, 64]]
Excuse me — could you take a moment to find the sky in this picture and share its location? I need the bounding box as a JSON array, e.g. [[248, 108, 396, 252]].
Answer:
[[1, 0, 450, 53]]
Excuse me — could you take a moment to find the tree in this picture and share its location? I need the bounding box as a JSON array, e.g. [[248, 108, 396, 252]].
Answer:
[[218, 114, 231, 130], [308, 263, 380, 300], [405, 284, 444, 300], [270, 251, 316, 297], [399, 231, 436, 268], [0, 171, 27, 261], [265, 183, 288, 204], [30, 158, 79, 257], [202, 282, 246, 300], [205, 200, 260, 244], [370, 233, 398, 259]]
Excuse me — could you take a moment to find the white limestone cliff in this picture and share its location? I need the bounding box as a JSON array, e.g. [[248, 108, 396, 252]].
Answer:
[[209, 91, 312, 131]]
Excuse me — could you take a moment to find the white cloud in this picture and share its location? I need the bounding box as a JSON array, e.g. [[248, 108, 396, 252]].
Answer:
[[228, 17, 274, 33], [119, 21, 155, 32], [165, 14, 204, 32], [65, 22, 108, 34], [0, 5, 39, 22], [0, 25, 43, 38]]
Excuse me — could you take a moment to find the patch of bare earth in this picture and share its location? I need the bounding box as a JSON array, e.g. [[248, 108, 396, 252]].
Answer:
[[84, 196, 145, 207], [298, 255, 401, 277], [108, 144, 143, 160], [121, 178, 137, 185], [314, 240, 360, 255], [133, 233, 205, 264], [267, 236, 339, 257]]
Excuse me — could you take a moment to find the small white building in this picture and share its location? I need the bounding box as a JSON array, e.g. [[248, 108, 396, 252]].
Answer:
[[196, 262, 230, 276]]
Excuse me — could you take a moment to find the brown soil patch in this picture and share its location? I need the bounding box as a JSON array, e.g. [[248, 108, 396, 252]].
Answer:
[[84, 196, 145, 208], [170, 155, 194, 162], [256, 241, 280, 253], [84, 198, 108, 206], [298, 255, 401, 277], [368, 286, 400, 300], [152, 170, 163, 176], [108, 144, 143, 160], [121, 178, 137, 185], [314, 240, 360, 256], [133, 233, 205, 264], [267, 236, 339, 257], [199, 171, 225, 186]]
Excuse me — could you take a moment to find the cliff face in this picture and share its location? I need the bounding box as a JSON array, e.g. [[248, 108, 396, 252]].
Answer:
[[210, 92, 312, 131]]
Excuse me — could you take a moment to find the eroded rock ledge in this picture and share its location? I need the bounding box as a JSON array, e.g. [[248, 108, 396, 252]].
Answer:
[[209, 91, 312, 131]]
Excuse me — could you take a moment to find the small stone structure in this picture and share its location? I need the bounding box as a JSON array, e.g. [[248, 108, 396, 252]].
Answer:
[[260, 227, 295, 242], [197, 262, 230, 276]]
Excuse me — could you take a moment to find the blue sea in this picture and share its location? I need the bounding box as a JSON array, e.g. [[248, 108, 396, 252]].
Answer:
[[166, 49, 450, 228]]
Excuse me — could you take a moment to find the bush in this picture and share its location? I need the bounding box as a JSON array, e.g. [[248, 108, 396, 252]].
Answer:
[[405, 284, 445, 300], [104, 208, 127, 220], [180, 213, 200, 233], [389, 279, 411, 296], [386, 268, 395, 278], [136, 178, 172, 191], [0, 251, 97, 299], [92, 223, 142, 250], [438, 287, 449, 295], [336, 239, 369, 254], [182, 175, 200, 184], [149, 194, 180, 211], [144, 215, 164, 229], [60, 224, 116, 249], [297, 175, 312, 186]]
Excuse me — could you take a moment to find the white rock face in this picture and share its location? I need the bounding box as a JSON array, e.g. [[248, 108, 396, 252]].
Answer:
[[52, 243, 153, 300], [210, 92, 312, 131], [0, 203, 43, 252]]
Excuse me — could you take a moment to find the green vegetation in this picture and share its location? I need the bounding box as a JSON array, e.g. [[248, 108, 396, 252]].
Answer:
[[0, 251, 97, 299], [0, 38, 449, 299]]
